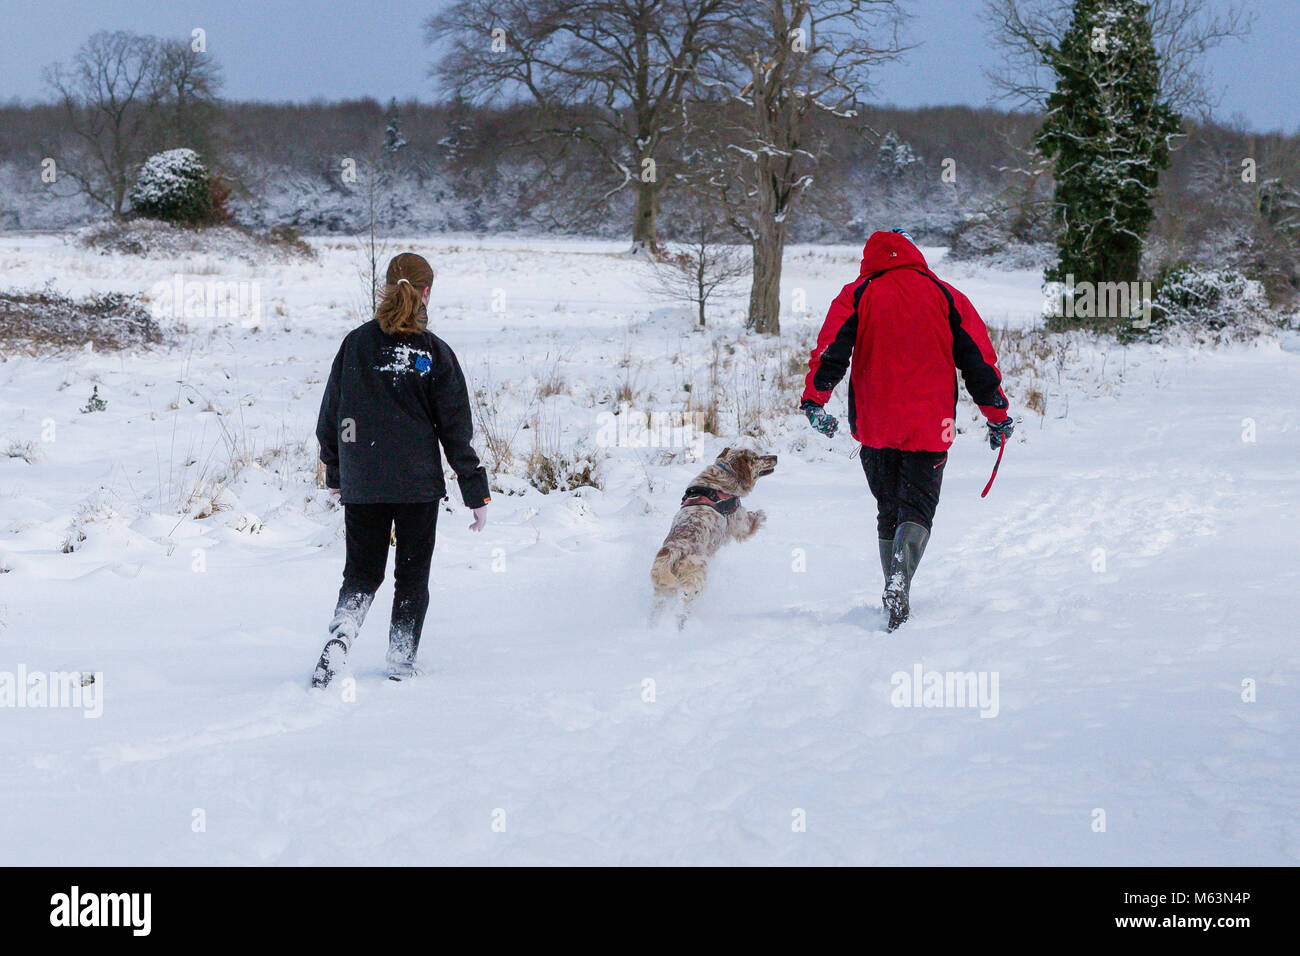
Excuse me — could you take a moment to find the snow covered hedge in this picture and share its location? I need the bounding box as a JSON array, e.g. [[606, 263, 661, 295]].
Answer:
[[77, 219, 313, 263], [129, 149, 224, 224], [0, 288, 162, 353], [1148, 267, 1276, 341]]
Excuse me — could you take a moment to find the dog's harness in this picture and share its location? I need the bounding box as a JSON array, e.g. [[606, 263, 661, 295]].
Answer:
[[679, 459, 742, 515], [680, 486, 740, 516]]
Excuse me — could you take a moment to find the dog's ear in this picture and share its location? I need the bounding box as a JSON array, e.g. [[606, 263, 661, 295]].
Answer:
[[717, 446, 731, 460], [733, 451, 753, 486]]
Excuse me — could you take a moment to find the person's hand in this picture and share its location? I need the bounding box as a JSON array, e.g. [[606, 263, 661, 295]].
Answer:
[[469, 506, 488, 532], [801, 400, 838, 438], [987, 418, 1014, 450]]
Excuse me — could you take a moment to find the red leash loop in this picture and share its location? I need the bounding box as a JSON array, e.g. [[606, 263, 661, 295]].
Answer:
[[981, 434, 1007, 498]]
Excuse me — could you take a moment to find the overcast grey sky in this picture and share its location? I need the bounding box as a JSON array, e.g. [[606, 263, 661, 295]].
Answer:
[[0, 0, 1291, 133]]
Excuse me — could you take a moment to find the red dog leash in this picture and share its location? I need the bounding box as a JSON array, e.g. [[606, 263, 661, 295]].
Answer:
[[981, 434, 1007, 498]]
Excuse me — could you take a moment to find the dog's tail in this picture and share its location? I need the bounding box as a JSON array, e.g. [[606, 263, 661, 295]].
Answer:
[[651, 545, 682, 591], [651, 545, 706, 594]]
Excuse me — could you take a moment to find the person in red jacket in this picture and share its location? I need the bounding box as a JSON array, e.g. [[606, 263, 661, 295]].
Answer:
[[800, 229, 1013, 630]]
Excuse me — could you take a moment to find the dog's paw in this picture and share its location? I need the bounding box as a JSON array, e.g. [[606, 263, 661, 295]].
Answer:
[[750, 509, 767, 528]]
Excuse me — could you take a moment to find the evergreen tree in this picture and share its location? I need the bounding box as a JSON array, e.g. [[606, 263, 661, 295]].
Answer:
[[384, 98, 407, 155], [1036, 0, 1181, 291], [874, 131, 919, 181], [129, 148, 215, 223]]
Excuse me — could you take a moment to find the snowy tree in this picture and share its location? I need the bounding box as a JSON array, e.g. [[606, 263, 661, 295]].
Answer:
[[129, 148, 215, 223], [435, 97, 475, 165], [43, 31, 223, 218], [873, 130, 919, 180], [984, 0, 1251, 298], [698, 0, 907, 334], [1035, 0, 1181, 289], [428, 0, 733, 252], [44, 32, 161, 218], [984, 0, 1251, 115], [384, 98, 408, 155], [648, 201, 750, 327], [151, 38, 224, 159], [1260, 178, 1300, 237]]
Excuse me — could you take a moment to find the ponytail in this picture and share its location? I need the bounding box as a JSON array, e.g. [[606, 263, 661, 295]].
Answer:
[[375, 252, 435, 335]]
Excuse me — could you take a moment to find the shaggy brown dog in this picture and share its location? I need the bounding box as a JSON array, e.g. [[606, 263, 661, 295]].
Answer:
[[651, 447, 778, 627]]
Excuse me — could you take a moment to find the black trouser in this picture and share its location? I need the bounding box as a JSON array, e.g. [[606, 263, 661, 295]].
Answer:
[[859, 446, 947, 538], [338, 501, 439, 655]]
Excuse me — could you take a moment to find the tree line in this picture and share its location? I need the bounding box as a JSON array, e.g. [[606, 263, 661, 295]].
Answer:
[[5, 1, 1296, 327]]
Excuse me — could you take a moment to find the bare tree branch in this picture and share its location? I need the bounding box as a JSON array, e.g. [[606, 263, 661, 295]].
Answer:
[[427, 0, 734, 248]]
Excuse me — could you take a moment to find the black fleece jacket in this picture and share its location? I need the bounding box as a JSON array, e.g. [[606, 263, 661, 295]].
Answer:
[[316, 319, 490, 507]]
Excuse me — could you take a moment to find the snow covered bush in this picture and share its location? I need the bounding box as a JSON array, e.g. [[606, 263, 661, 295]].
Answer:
[[129, 149, 225, 224], [4, 439, 40, 464], [0, 287, 162, 353], [77, 219, 312, 262], [1148, 267, 1276, 341], [525, 446, 604, 494], [524, 412, 605, 494], [79, 386, 107, 413]]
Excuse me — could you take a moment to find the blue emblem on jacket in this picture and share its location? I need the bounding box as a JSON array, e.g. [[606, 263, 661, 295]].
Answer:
[[414, 355, 432, 374]]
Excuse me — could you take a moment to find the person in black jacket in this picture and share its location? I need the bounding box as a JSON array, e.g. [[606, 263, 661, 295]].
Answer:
[[312, 252, 490, 686]]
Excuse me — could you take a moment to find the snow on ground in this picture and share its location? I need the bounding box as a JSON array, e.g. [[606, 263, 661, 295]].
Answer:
[[0, 232, 1296, 865]]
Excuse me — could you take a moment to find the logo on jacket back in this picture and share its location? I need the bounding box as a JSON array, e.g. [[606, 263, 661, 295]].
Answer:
[[377, 345, 434, 379]]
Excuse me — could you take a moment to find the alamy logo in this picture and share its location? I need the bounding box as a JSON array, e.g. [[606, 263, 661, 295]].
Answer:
[[149, 273, 261, 328], [595, 406, 706, 459], [1044, 275, 1153, 326], [890, 664, 999, 718], [0, 666, 102, 718], [50, 886, 151, 936]]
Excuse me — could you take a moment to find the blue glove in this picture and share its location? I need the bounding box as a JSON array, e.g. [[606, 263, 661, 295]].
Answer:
[[987, 418, 1014, 450], [801, 400, 838, 438]]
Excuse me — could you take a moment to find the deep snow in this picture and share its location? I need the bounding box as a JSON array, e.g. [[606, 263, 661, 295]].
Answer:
[[0, 233, 1296, 865]]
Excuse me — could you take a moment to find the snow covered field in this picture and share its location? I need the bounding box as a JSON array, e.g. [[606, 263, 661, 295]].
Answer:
[[1, 232, 1296, 865]]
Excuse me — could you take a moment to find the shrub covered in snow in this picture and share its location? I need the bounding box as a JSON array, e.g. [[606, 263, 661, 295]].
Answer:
[[0, 287, 162, 353], [1148, 266, 1276, 340], [525, 446, 604, 494], [76, 219, 312, 262], [129, 149, 221, 224]]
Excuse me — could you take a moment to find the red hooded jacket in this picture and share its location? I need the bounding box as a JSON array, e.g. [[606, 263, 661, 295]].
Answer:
[[801, 232, 1010, 451]]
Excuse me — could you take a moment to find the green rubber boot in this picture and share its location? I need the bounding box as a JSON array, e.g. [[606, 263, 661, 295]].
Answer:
[[883, 522, 930, 632]]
